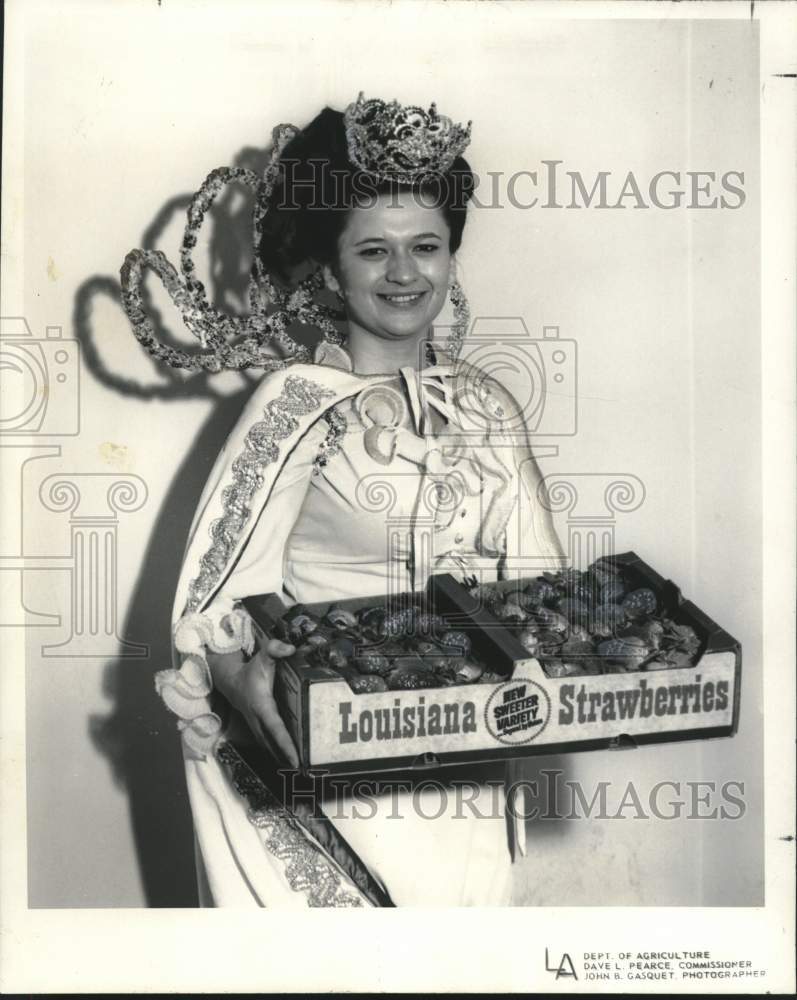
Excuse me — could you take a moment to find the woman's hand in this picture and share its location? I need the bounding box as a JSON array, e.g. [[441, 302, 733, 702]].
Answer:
[[207, 637, 299, 768]]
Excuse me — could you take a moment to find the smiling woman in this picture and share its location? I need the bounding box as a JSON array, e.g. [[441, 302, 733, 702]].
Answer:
[[332, 194, 453, 369], [257, 101, 474, 368], [122, 93, 565, 908]]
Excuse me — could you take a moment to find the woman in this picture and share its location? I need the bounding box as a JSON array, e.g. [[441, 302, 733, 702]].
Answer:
[[122, 94, 566, 907]]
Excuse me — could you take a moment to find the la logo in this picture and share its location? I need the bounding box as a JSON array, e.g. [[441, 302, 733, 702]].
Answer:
[[545, 948, 578, 980]]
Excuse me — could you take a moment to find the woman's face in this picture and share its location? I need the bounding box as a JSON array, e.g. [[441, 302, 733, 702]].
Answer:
[[332, 190, 452, 344]]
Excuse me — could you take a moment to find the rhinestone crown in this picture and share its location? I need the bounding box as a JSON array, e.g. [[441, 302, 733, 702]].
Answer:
[[343, 92, 472, 184]]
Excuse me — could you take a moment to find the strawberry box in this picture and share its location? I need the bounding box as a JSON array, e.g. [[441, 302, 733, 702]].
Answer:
[[238, 552, 741, 776]]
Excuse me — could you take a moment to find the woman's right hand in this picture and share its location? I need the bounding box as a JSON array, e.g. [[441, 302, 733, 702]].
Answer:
[[208, 637, 299, 769]]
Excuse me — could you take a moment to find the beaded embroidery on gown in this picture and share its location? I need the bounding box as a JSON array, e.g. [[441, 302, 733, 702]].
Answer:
[[158, 343, 565, 907]]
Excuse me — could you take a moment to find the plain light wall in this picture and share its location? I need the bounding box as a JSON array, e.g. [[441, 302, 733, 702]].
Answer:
[[16, 2, 761, 906]]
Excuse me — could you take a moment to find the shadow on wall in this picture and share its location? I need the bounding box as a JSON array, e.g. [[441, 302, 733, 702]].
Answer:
[[76, 139, 310, 907]]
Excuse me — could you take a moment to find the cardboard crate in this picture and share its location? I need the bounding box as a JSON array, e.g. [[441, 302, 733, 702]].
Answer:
[[240, 552, 741, 776]]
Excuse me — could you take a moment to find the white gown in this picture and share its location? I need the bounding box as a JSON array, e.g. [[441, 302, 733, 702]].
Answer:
[[158, 344, 565, 907]]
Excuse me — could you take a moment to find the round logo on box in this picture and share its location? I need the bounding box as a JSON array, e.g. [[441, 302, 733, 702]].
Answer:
[[485, 679, 551, 745]]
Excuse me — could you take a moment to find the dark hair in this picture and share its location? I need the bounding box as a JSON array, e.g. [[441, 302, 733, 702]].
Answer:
[[258, 107, 474, 280]]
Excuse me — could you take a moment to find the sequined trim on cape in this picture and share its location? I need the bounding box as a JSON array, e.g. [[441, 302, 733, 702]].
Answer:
[[215, 743, 365, 907], [313, 406, 348, 476], [187, 375, 336, 612]]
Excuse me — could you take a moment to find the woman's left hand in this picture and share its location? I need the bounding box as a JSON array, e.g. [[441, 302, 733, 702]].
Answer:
[[207, 638, 299, 768]]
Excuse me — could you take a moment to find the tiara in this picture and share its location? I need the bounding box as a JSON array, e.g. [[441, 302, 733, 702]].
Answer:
[[344, 92, 472, 184], [120, 97, 471, 373]]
